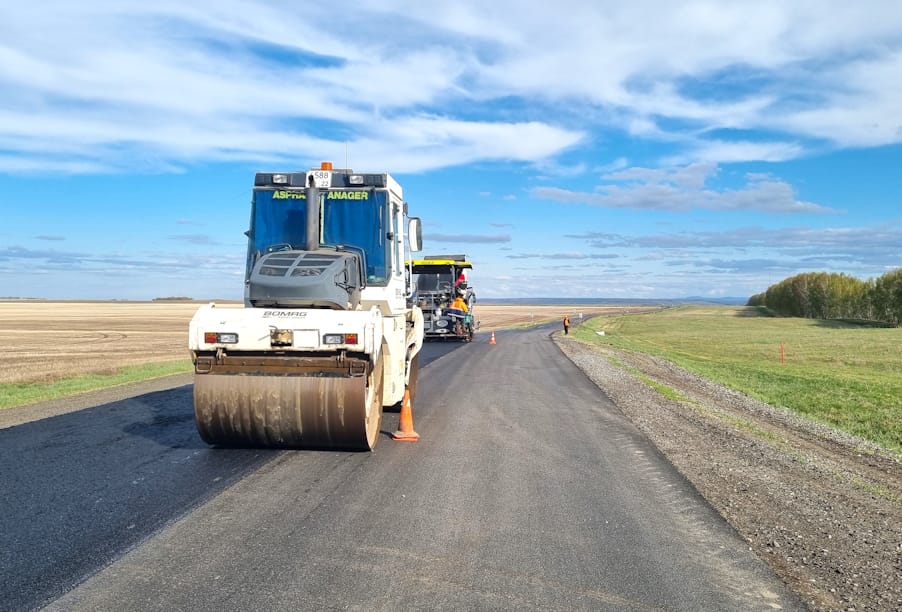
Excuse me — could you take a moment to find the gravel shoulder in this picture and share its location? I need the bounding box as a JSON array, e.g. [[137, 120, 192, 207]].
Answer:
[[555, 335, 901, 612]]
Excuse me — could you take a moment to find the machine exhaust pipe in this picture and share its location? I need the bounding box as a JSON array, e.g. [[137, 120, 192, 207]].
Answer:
[[305, 180, 319, 251]]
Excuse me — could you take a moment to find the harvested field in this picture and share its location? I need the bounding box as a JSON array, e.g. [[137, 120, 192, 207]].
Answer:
[[0, 301, 642, 385], [1, 302, 200, 385]]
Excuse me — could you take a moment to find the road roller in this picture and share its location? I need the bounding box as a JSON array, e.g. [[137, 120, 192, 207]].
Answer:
[[188, 162, 424, 450]]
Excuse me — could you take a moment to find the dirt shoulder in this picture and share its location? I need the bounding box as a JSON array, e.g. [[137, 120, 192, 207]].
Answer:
[[555, 336, 901, 612]]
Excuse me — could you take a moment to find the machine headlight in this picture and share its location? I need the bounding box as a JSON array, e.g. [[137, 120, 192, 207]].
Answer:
[[323, 333, 359, 345], [204, 332, 238, 344], [436, 320, 448, 328]]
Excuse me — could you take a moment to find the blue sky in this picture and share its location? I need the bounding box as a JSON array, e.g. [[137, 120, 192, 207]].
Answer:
[[1, 1, 900, 300]]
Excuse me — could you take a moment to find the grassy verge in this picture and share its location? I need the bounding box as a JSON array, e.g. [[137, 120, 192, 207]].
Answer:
[[574, 306, 902, 453], [0, 360, 193, 410]]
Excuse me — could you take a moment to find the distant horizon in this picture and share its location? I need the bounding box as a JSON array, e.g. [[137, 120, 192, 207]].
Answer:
[[1, 295, 750, 305], [479, 296, 748, 305]]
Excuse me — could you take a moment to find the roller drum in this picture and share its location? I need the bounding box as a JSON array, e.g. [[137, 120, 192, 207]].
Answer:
[[193, 359, 383, 451]]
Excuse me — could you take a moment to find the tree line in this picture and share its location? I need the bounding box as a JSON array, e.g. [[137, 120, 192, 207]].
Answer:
[[747, 269, 902, 326]]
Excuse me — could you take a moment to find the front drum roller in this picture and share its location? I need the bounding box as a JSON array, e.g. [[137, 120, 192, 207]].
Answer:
[[193, 355, 383, 451]]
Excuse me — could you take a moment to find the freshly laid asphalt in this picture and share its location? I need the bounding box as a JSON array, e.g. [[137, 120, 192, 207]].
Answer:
[[1, 324, 803, 611]]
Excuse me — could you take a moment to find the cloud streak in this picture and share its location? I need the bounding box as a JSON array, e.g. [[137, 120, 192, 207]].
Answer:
[[534, 163, 838, 214], [0, 244, 241, 271], [566, 223, 902, 271], [424, 233, 512, 244]]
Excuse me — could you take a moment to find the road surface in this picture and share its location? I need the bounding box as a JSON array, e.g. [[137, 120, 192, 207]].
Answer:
[[1, 324, 803, 611]]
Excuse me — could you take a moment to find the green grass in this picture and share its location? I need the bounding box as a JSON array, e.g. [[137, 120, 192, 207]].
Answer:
[[574, 306, 902, 453], [0, 360, 192, 410]]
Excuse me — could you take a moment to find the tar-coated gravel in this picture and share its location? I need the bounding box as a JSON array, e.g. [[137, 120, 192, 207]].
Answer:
[[555, 336, 902, 612]]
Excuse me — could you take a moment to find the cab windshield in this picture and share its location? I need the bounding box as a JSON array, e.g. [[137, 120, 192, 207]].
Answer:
[[414, 267, 454, 292], [248, 189, 389, 284]]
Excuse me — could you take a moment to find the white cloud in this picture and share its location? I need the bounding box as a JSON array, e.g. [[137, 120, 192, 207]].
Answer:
[[1, 1, 901, 173], [768, 50, 902, 147], [672, 140, 805, 164], [0, 3, 583, 174], [534, 163, 837, 214], [605, 163, 715, 190]]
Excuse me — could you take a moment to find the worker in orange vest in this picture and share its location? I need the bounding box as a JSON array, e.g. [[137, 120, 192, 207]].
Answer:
[[451, 293, 469, 313], [563, 315, 570, 335]]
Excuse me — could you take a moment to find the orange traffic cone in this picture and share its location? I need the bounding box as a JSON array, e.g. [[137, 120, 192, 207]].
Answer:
[[391, 389, 419, 441], [490, 331, 496, 345]]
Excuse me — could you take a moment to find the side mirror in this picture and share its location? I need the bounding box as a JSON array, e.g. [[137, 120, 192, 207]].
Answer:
[[408, 217, 423, 252]]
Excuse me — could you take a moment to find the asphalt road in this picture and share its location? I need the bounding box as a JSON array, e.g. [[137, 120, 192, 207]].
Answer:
[[1, 324, 803, 611]]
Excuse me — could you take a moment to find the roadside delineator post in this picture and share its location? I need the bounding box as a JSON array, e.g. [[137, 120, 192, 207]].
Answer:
[[391, 389, 419, 441], [490, 331, 496, 345]]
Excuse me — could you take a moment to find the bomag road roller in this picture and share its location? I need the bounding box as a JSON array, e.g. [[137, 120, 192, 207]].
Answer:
[[188, 162, 424, 450], [411, 255, 477, 341]]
